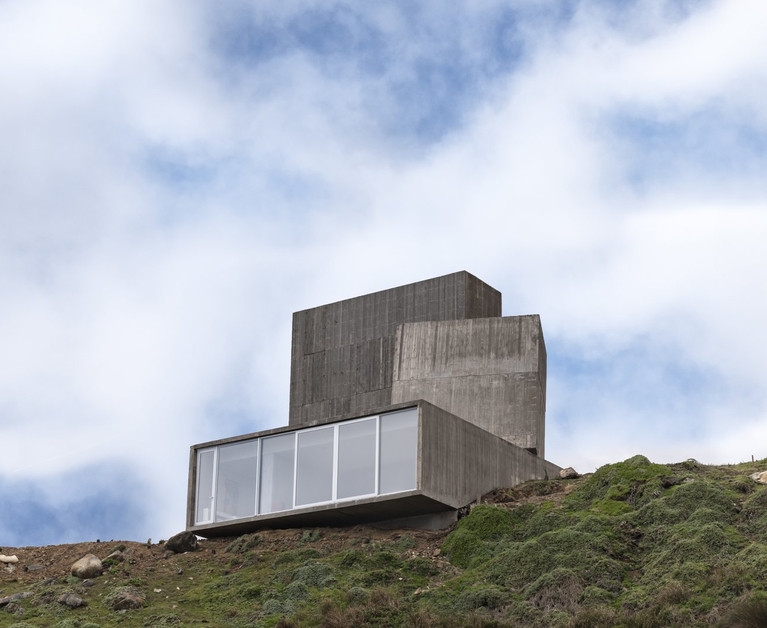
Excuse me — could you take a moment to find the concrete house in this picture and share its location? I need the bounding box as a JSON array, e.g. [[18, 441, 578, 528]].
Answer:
[[187, 272, 560, 537]]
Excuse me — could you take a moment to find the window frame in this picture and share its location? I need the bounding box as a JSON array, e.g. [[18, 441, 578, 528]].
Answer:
[[193, 407, 418, 525]]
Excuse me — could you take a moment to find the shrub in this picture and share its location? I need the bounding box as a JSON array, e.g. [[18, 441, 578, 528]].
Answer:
[[346, 586, 370, 605], [394, 535, 417, 552], [664, 481, 740, 525], [523, 568, 582, 612], [261, 598, 293, 616], [225, 533, 262, 553], [454, 585, 506, 612], [487, 527, 625, 593], [738, 488, 767, 537], [719, 593, 767, 627], [442, 505, 513, 568], [284, 581, 310, 601], [404, 557, 440, 577], [141, 616, 181, 627], [293, 561, 336, 588], [301, 530, 321, 543], [566, 455, 672, 513]]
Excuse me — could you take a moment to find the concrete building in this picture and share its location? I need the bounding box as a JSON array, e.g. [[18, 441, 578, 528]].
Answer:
[[187, 272, 559, 536]]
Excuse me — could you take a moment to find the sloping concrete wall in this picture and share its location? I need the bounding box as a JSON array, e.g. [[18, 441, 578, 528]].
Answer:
[[419, 402, 559, 509], [289, 271, 501, 425], [391, 316, 546, 456]]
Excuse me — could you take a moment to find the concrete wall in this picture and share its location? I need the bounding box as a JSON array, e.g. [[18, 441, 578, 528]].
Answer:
[[419, 402, 559, 509], [392, 316, 546, 456], [289, 271, 501, 425]]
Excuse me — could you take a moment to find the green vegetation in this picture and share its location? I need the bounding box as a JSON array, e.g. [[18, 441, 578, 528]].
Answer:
[[1, 455, 766, 626]]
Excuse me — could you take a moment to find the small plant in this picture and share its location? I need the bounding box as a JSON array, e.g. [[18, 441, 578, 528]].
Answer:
[[141, 615, 181, 627], [292, 561, 336, 588], [225, 533, 262, 554], [346, 586, 370, 605], [301, 530, 321, 543], [394, 535, 417, 552], [719, 594, 767, 627]]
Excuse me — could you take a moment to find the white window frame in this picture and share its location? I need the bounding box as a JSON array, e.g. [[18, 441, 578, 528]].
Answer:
[[195, 447, 218, 525], [194, 407, 418, 524]]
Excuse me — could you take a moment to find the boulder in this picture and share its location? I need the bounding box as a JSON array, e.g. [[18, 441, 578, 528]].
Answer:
[[750, 470, 767, 484], [109, 588, 145, 610], [0, 592, 32, 607], [71, 554, 103, 579], [559, 467, 579, 479], [165, 531, 198, 554], [58, 593, 87, 608], [0, 555, 18, 564]]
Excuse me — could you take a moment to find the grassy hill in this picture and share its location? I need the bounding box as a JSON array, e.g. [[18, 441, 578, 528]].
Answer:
[[2, 455, 767, 627]]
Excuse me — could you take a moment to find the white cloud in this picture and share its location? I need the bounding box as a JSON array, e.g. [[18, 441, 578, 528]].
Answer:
[[1, 0, 766, 544]]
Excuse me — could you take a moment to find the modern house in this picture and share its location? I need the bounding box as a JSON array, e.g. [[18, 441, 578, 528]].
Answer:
[[187, 272, 560, 536]]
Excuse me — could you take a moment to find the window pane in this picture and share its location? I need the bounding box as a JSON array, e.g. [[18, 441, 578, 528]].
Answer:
[[215, 441, 258, 521], [259, 434, 295, 514], [196, 449, 215, 523], [296, 427, 334, 506], [337, 419, 376, 499], [379, 408, 418, 494]]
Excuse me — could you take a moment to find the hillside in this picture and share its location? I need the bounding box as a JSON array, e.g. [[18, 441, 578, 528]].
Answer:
[[2, 455, 767, 628]]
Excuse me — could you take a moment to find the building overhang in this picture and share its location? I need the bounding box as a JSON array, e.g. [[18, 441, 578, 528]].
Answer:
[[188, 491, 454, 537], [187, 400, 560, 537]]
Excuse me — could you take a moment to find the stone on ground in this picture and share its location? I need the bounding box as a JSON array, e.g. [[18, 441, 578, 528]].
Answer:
[[166, 530, 198, 553], [71, 554, 103, 579]]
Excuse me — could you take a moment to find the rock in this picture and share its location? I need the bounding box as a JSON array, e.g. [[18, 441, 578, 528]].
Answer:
[[71, 554, 103, 579], [559, 467, 579, 479], [0, 555, 18, 564], [0, 592, 32, 607], [165, 531, 198, 554], [58, 593, 87, 608], [750, 471, 767, 484], [110, 589, 145, 610]]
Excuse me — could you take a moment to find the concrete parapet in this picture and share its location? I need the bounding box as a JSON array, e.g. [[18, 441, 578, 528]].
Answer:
[[419, 402, 558, 508]]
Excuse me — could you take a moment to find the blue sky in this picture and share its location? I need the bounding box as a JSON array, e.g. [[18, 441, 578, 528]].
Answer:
[[2, 0, 767, 547]]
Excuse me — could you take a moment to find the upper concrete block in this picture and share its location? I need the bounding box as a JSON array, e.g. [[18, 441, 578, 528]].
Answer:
[[289, 271, 501, 425]]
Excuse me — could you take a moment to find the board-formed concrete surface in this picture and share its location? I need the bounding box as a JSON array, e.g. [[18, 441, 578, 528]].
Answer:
[[391, 316, 546, 457], [289, 271, 501, 425]]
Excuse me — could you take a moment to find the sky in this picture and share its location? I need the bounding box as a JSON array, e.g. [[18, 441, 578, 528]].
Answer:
[[2, 0, 767, 547]]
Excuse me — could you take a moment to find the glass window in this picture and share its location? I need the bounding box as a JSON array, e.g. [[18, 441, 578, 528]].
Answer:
[[216, 441, 258, 521], [259, 434, 295, 514], [379, 408, 418, 494], [296, 427, 335, 506], [196, 449, 215, 524], [337, 418, 376, 499]]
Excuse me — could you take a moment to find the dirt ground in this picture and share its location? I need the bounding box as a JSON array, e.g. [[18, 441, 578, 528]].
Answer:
[[0, 525, 452, 590]]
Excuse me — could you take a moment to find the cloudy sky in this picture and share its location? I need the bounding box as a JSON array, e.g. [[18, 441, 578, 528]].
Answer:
[[2, 0, 766, 546]]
